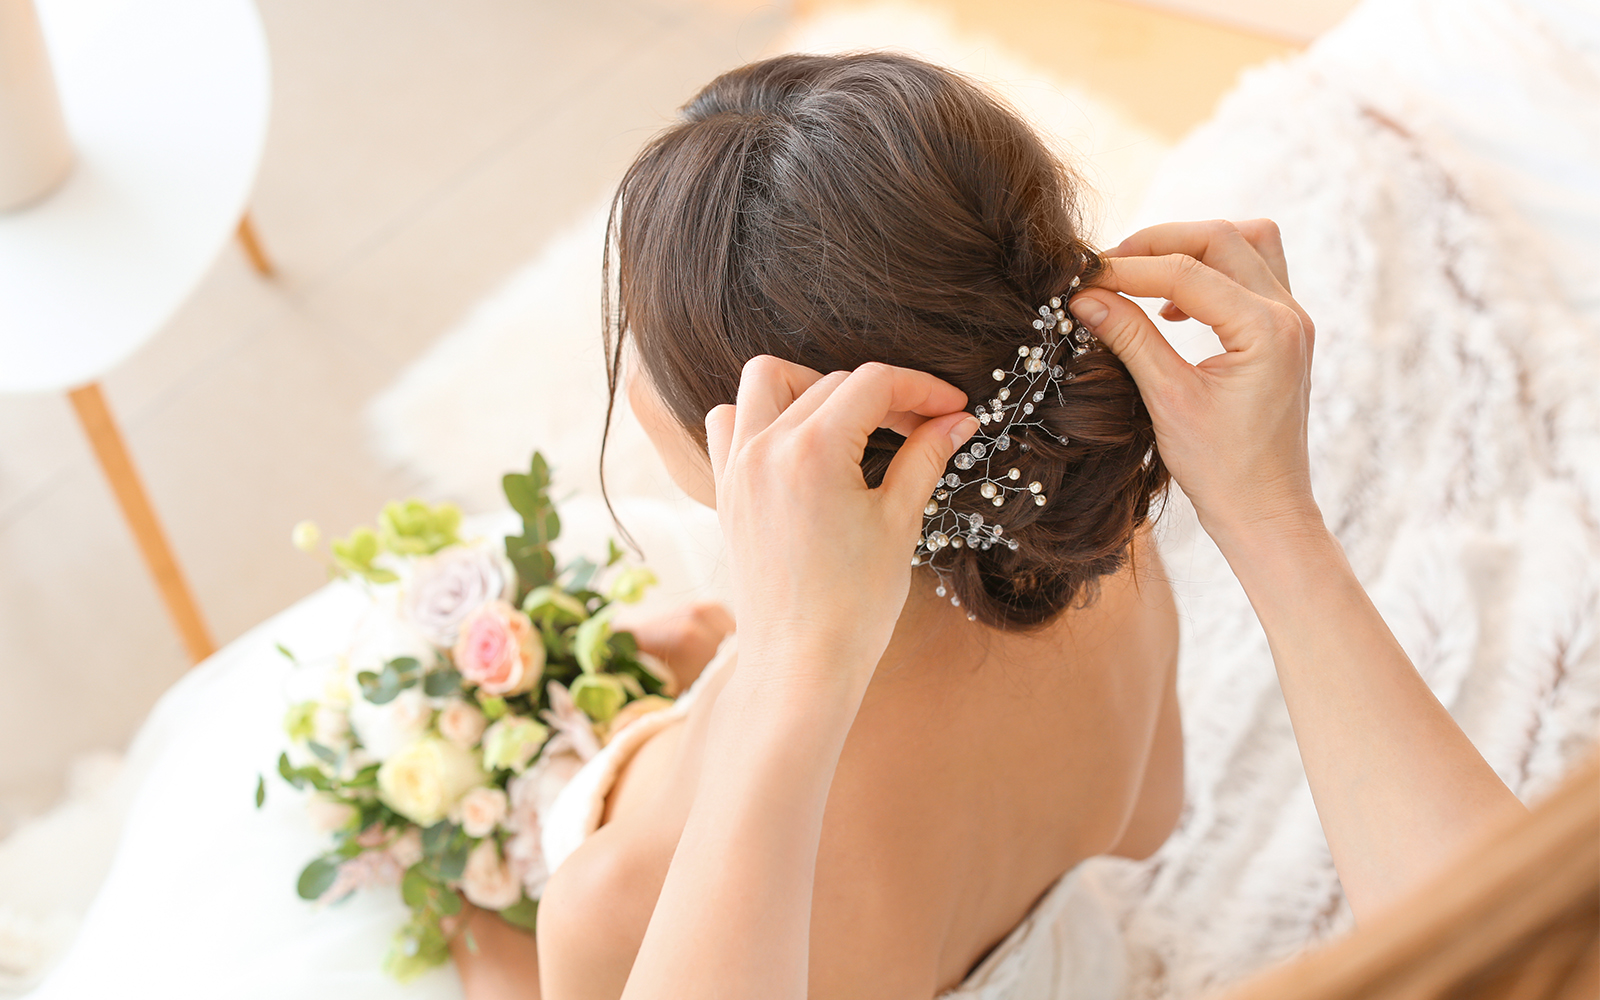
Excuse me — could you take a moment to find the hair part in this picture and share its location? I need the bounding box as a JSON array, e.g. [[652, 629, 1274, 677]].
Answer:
[[602, 51, 1167, 629]]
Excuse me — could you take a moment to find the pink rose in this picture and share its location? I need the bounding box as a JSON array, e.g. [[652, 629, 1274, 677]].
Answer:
[[437, 699, 487, 748], [452, 601, 543, 696], [460, 840, 522, 910], [452, 786, 508, 838]]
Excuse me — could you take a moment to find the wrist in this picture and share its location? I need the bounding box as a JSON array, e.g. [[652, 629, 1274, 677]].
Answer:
[[1199, 495, 1329, 564]]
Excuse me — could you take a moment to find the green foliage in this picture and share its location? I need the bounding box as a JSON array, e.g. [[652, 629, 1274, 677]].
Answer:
[[422, 667, 461, 697], [275, 643, 297, 664], [255, 774, 266, 809], [283, 701, 317, 742], [358, 656, 422, 705], [572, 607, 615, 675], [330, 526, 398, 584], [420, 821, 469, 881], [521, 585, 587, 627], [570, 673, 626, 723], [503, 453, 560, 593], [378, 499, 462, 556], [296, 855, 341, 900]]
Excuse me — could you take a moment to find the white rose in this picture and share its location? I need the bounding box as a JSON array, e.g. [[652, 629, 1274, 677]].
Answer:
[[437, 699, 488, 748], [376, 735, 486, 826], [453, 786, 508, 838], [402, 546, 515, 648], [306, 794, 357, 833], [460, 840, 522, 910], [349, 687, 433, 761]]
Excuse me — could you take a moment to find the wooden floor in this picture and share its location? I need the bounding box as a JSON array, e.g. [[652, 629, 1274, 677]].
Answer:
[[799, 0, 1303, 140]]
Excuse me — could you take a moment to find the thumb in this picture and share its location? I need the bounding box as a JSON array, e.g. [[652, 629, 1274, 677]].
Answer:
[[1070, 289, 1190, 397], [881, 412, 978, 520]]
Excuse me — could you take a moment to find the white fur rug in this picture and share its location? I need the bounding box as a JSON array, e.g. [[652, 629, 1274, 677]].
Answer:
[[1073, 0, 1600, 996]]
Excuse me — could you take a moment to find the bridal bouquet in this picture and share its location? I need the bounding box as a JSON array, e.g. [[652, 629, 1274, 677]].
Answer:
[[259, 454, 668, 979]]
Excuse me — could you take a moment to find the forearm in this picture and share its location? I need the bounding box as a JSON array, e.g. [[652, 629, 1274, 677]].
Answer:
[[620, 639, 869, 1000], [1213, 511, 1525, 920]]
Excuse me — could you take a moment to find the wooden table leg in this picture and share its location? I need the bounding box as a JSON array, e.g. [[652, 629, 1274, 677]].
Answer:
[[68, 382, 217, 664], [236, 211, 275, 277]]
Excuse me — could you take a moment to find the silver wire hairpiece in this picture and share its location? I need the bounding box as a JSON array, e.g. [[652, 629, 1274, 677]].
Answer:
[[911, 276, 1099, 620]]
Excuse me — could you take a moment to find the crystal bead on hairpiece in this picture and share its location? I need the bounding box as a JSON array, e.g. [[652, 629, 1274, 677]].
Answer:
[[912, 278, 1101, 619]]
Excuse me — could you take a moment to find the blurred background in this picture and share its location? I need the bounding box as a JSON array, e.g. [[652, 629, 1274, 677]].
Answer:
[[0, 0, 1362, 837]]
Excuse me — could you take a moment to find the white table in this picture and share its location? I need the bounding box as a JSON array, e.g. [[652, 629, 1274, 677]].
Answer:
[[0, 0, 272, 663]]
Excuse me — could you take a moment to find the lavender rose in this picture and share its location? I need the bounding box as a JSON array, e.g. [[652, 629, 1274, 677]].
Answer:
[[401, 546, 514, 647]]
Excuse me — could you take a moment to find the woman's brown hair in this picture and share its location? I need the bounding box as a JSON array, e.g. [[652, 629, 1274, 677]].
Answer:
[[1218, 752, 1599, 1000], [603, 52, 1167, 629]]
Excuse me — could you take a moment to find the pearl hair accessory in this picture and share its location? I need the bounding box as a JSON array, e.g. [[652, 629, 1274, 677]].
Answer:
[[910, 277, 1099, 620]]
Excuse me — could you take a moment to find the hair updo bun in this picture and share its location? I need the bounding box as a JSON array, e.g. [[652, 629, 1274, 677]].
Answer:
[[603, 51, 1168, 630]]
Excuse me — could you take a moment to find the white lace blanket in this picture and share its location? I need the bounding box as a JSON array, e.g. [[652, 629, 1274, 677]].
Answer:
[[1076, 1, 1600, 996]]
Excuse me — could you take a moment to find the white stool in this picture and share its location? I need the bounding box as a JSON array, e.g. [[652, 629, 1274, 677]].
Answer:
[[0, 0, 272, 663]]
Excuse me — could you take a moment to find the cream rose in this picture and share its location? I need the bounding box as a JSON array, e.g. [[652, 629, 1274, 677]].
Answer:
[[453, 786, 508, 838], [437, 699, 487, 748], [452, 601, 543, 696], [376, 735, 486, 826], [402, 546, 514, 647], [460, 840, 523, 910]]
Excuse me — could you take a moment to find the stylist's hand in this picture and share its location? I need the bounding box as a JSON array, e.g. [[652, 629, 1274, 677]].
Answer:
[[704, 358, 978, 679], [1068, 219, 1320, 545]]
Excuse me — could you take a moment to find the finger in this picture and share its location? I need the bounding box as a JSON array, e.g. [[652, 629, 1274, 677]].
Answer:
[[880, 411, 979, 519], [753, 366, 934, 440], [1092, 255, 1300, 354], [1108, 219, 1287, 303], [808, 363, 969, 459], [705, 404, 735, 485], [1233, 218, 1291, 292], [729, 355, 828, 453], [1068, 288, 1191, 396]]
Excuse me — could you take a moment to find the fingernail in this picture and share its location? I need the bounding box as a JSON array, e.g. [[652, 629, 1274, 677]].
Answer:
[[948, 415, 979, 450], [1069, 297, 1108, 330]]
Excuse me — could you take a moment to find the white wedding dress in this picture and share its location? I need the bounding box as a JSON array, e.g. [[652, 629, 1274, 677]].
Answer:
[[20, 498, 1127, 1000]]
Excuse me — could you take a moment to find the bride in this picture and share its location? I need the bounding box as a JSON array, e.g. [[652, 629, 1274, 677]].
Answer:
[[450, 50, 1525, 999], [456, 51, 1183, 999], [26, 49, 1531, 1000]]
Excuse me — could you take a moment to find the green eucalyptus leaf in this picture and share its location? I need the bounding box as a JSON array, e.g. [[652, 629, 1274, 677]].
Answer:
[[366, 667, 403, 705], [421, 821, 457, 863], [254, 774, 266, 809], [296, 855, 341, 900], [566, 557, 598, 594], [307, 741, 339, 765], [438, 833, 470, 881], [278, 752, 305, 789], [275, 643, 297, 663], [423, 669, 461, 697], [400, 866, 436, 909]]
